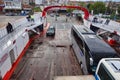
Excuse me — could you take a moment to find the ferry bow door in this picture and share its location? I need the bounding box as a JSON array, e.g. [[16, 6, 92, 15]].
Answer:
[[9, 49, 15, 64]]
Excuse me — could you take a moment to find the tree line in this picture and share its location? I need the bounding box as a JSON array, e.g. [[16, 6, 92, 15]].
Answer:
[[67, 2, 120, 20]]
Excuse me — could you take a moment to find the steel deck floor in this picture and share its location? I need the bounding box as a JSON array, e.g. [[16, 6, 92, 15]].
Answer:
[[10, 29, 82, 80]]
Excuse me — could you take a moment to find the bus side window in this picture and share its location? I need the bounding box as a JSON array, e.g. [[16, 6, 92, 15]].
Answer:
[[97, 63, 114, 80], [85, 44, 90, 57], [73, 29, 84, 53]]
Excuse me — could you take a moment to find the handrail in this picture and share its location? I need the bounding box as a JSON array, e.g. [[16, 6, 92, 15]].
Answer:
[[0, 13, 42, 54]]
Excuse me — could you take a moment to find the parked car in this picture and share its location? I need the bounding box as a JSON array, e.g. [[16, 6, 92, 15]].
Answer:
[[66, 13, 70, 17], [46, 26, 55, 37], [5, 12, 18, 16], [50, 13, 54, 17], [5, 12, 14, 16], [56, 13, 59, 17]]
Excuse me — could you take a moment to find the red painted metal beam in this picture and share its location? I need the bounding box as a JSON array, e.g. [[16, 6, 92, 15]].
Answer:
[[42, 6, 89, 20]]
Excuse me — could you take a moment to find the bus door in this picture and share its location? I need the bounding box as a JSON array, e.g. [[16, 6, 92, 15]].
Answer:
[[71, 29, 83, 63], [84, 44, 91, 73], [80, 41, 89, 74]]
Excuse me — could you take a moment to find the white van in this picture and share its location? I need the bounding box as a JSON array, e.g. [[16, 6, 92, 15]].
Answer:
[[54, 58, 120, 80], [95, 58, 120, 80]]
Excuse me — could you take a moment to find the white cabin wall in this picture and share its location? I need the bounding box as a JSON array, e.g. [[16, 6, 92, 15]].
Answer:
[[0, 27, 7, 39], [16, 35, 24, 56], [22, 32, 29, 47], [15, 31, 29, 56], [0, 43, 16, 78], [0, 56, 11, 78], [0, 31, 29, 79]]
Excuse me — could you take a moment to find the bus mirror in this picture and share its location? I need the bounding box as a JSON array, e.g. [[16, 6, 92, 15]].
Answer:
[[90, 58, 93, 66]]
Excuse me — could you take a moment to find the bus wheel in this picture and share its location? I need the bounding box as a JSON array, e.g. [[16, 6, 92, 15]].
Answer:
[[80, 62, 83, 70], [80, 63, 84, 74]]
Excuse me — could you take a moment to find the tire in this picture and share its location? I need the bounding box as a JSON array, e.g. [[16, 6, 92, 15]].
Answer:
[[80, 62, 84, 74]]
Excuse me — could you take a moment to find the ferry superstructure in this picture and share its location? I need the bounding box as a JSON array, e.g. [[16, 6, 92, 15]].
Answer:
[[0, 12, 45, 80]]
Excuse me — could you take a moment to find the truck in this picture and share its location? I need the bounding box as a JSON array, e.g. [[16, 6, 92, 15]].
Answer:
[[54, 58, 120, 80]]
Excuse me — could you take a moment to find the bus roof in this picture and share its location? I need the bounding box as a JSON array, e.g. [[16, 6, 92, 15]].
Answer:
[[73, 24, 95, 34], [83, 34, 116, 56]]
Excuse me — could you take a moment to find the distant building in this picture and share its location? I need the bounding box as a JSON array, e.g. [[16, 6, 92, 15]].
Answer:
[[22, 0, 30, 5], [4, 0, 22, 12], [22, 4, 32, 15], [35, 0, 43, 5], [3, 0, 34, 15], [21, 0, 32, 5], [22, 4, 32, 11], [0, 0, 4, 13], [29, 0, 35, 3], [58, 0, 69, 5]]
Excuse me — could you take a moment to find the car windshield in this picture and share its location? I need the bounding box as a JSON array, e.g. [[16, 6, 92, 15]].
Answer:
[[48, 26, 54, 31], [49, 28, 54, 30]]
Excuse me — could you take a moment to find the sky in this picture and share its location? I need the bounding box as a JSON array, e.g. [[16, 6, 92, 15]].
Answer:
[[70, 0, 120, 2]]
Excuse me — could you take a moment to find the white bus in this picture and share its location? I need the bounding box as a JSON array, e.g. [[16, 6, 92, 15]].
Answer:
[[71, 25, 118, 74]]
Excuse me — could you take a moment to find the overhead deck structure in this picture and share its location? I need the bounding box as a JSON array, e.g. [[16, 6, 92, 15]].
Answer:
[[92, 21, 120, 36], [42, 5, 89, 20], [84, 15, 120, 36]]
